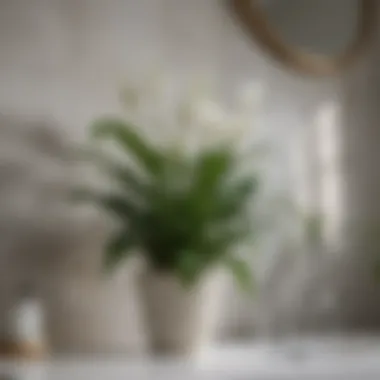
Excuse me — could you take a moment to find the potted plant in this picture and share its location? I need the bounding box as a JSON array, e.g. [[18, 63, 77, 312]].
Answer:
[[82, 77, 268, 355]]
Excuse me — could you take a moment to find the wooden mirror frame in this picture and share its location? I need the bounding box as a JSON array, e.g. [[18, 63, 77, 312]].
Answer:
[[228, 0, 378, 76]]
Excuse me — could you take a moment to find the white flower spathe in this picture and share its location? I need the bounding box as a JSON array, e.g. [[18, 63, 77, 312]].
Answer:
[[187, 97, 247, 152], [119, 73, 265, 155], [177, 76, 215, 128], [192, 98, 225, 129]]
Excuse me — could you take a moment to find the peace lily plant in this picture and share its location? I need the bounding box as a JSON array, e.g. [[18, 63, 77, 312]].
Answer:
[[79, 74, 276, 354], [85, 75, 267, 291]]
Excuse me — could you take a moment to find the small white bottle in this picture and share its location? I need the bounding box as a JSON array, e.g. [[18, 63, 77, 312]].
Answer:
[[10, 286, 46, 359]]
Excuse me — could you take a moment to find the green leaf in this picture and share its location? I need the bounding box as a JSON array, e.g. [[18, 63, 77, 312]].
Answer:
[[89, 150, 149, 196], [176, 251, 204, 288], [188, 148, 234, 223], [200, 225, 249, 257], [75, 190, 142, 224], [225, 257, 254, 295], [90, 117, 164, 176], [100, 195, 133, 219], [104, 230, 135, 273], [215, 177, 259, 221], [107, 162, 150, 203], [192, 148, 233, 195]]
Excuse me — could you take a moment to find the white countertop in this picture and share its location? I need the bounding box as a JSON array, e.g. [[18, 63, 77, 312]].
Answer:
[[3, 336, 380, 380]]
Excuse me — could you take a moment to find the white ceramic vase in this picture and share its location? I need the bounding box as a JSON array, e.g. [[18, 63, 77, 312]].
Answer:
[[138, 268, 225, 356]]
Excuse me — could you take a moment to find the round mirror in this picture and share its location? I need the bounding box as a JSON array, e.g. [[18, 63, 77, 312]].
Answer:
[[229, 0, 378, 76]]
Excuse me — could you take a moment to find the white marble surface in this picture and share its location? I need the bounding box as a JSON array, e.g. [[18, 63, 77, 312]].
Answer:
[[3, 337, 380, 380]]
